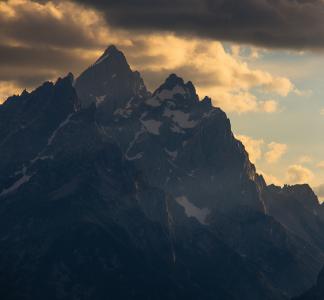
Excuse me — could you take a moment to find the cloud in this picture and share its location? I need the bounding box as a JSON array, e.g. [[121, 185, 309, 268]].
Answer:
[[260, 170, 282, 186], [265, 142, 288, 163], [298, 155, 313, 164], [317, 161, 324, 169], [0, 0, 295, 114], [0, 81, 22, 104], [286, 165, 314, 184], [0, 0, 110, 50], [74, 0, 324, 50], [121, 35, 293, 113], [236, 134, 288, 165], [236, 134, 264, 164], [314, 184, 324, 199], [0, 0, 120, 99]]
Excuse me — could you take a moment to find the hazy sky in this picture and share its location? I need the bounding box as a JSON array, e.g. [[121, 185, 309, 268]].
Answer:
[[0, 0, 324, 199]]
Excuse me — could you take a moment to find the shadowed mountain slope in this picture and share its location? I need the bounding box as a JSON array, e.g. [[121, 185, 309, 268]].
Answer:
[[0, 46, 324, 300]]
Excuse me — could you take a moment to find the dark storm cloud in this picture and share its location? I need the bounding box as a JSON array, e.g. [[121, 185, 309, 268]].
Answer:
[[0, 1, 106, 50], [0, 0, 108, 98], [0, 45, 87, 70], [74, 0, 324, 50], [0, 45, 92, 88]]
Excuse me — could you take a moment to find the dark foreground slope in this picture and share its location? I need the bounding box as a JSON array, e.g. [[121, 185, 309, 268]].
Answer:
[[296, 268, 324, 300], [0, 78, 280, 300], [0, 46, 324, 300]]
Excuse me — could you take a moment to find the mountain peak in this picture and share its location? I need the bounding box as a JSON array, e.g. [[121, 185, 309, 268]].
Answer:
[[105, 44, 119, 54], [164, 73, 185, 88], [94, 45, 127, 67], [75, 45, 147, 110], [55, 72, 75, 87], [283, 184, 320, 208], [153, 73, 199, 103]]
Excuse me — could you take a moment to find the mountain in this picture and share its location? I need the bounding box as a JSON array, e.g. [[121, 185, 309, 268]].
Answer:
[[75, 47, 324, 297], [0, 77, 279, 300], [74, 45, 148, 117], [0, 74, 80, 196], [264, 184, 324, 250], [295, 267, 324, 300], [0, 45, 324, 300]]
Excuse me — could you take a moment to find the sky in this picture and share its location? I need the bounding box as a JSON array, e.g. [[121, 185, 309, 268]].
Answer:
[[0, 0, 324, 199]]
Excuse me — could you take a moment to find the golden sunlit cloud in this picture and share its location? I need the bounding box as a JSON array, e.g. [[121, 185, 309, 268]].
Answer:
[[123, 35, 294, 114], [0, 0, 296, 115], [0, 0, 112, 48], [317, 161, 324, 169], [286, 165, 314, 184], [260, 170, 282, 186], [0, 81, 21, 104], [236, 134, 264, 164], [236, 134, 287, 165], [298, 155, 313, 164], [265, 142, 288, 164]]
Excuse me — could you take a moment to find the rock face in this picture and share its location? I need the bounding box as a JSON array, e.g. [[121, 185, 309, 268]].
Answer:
[[0, 74, 80, 197], [268, 185, 324, 300], [74, 45, 148, 113], [296, 267, 324, 300], [0, 45, 324, 300], [264, 184, 324, 250]]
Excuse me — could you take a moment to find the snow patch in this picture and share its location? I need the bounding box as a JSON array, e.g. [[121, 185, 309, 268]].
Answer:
[[188, 170, 196, 177], [125, 126, 146, 160], [146, 85, 187, 107], [163, 109, 197, 129], [95, 95, 106, 106], [157, 85, 186, 100], [170, 124, 185, 134], [31, 155, 54, 164], [94, 53, 110, 65], [48, 113, 73, 146], [14, 165, 27, 176], [176, 196, 210, 225], [165, 148, 178, 160], [126, 152, 143, 161], [114, 98, 134, 118], [0, 166, 33, 198], [141, 119, 162, 135], [0, 175, 32, 197], [146, 97, 161, 107]]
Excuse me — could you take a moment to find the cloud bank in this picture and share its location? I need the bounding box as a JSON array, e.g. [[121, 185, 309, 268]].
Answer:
[[74, 0, 324, 50], [236, 134, 287, 164], [0, 0, 295, 115], [286, 165, 314, 184], [265, 142, 288, 163]]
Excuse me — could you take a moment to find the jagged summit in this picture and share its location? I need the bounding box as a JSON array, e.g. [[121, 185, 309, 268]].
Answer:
[[201, 96, 212, 107], [164, 73, 186, 87], [74, 45, 147, 110], [267, 183, 320, 210], [103, 44, 120, 56], [56, 72, 75, 86], [94, 45, 128, 68], [153, 73, 199, 104]]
